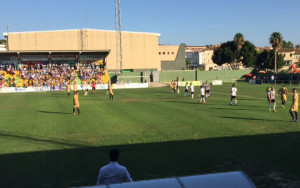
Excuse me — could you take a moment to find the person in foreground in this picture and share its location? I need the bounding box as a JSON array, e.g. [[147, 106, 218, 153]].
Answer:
[[289, 88, 298, 123], [96, 149, 133, 185]]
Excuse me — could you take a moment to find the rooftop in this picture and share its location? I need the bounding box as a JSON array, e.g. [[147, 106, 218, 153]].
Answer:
[[3, 28, 161, 37]]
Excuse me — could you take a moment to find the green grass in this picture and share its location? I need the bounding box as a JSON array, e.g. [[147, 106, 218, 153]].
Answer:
[[1, 84, 300, 188]]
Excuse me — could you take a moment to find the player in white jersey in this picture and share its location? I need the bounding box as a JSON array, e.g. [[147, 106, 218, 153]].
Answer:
[[190, 83, 194, 99], [230, 84, 237, 106], [184, 82, 189, 96], [199, 85, 206, 104], [204, 81, 210, 98], [270, 87, 276, 112], [267, 87, 272, 111]]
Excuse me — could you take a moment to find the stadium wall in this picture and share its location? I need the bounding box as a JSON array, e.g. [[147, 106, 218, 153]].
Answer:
[[161, 44, 187, 70], [6, 29, 162, 71], [159, 69, 251, 82]]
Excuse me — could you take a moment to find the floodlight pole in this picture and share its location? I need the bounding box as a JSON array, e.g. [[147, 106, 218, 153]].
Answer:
[[115, 0, 123, 74]]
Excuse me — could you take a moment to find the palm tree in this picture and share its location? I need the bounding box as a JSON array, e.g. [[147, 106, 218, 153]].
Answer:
[[233, 33, 245, 68], [269, 32, 283, 73], [233, 33, 245, 51]]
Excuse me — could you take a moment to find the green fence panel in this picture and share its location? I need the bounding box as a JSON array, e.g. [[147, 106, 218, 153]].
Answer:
[[159, 71, 196, 82]]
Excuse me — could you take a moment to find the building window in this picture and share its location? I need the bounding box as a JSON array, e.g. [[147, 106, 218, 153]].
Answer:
[[284, 54, 286, 57], [167, 52, 170, 55], [290, 53, 293, 57], [172, 52, 174, 54], [163, 52, 165, 55], [159, 52, 161, 55]]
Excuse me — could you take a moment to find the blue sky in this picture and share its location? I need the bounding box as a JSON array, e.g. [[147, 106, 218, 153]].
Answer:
[[1, 0, 299, 46]]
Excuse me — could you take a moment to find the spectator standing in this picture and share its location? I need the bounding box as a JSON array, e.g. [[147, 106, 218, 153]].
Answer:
[[96, 149, 132, 185]]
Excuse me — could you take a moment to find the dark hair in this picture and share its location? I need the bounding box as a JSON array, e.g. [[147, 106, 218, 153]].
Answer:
[[293, 88, 297, 92], [232, 84, 235, 87], [109, 149, 120, 162]]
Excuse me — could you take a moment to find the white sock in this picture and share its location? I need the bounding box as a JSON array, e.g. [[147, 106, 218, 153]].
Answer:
[[273, 103, 276, 110], [192, 94, 194, 99]]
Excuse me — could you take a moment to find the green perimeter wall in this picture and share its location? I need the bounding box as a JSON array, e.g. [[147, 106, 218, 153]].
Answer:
[[108, 69, 252, 83], [159, 70, 196, 82], [159, 69, 252, 83]]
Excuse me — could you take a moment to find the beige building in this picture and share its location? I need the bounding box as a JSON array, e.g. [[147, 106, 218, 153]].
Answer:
[[203, 48, 218, 70], [3, 29, 163, 71], [158, 44, 186, 70], [185, 46, 218, 70], [279, 48, 300, 68]]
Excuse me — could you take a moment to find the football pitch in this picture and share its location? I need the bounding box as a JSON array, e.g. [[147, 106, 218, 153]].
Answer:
[[1, 84, 300, 188]]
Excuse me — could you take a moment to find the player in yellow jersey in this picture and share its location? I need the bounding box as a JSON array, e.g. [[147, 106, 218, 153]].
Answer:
[[73, 81, 77, 92], [109, 84, 114, 101], [73, 91, 81, 115], [278, 85, 288, 108], [289, 88, 298, 122], [67, 83, 71, 96]]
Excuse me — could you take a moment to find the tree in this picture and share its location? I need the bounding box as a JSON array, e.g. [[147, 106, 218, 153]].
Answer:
[[0, 39, 6, 44], [269, 32, 283, 73], [282, 40, 294, 48], [212, 37, 257, 69], [296, 44, 300, 49], [233, 33, 245, 52], [240, 41, 257, 68], [255, 50, 284, 70], [212, 41, 236, 68]]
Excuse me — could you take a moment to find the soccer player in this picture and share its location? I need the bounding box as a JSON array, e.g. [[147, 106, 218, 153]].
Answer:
[[177, 79, 180, 94], [278, 85, 288, 108], [92, 81, 96, 94], [184, 82, 189, 96], [73, 91, 80, 115], [190, 82, 194, 99], [267, 87, 272, 111], [67, 83, 71, 96], [73, 81, 78, 93], [204, 81, 210, 98], [172, 80, 176, 93], [106, 82, 110, 94], [230, 84, 237, 106], [199, 85, 206, 104], [289, 88, 298, 122], [109, 84, 114, 101], [270, 87, 276, 112]]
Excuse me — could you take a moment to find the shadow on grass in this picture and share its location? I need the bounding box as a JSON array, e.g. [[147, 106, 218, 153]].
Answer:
[[1, 132, 300, 188], [217, 116, 286, 122], [211, 107, 248, 110], [37, 111, 72, 115], [0, 131, 88, 148]]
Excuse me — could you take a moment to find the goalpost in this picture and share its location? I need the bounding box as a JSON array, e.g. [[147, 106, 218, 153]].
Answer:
[[117, 75, 150, 84]]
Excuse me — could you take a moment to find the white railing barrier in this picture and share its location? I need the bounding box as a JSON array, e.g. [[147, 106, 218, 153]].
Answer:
[[80, 171, 255, 188]]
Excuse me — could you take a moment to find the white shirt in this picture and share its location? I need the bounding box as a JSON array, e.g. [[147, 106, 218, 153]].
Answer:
[[190, 85, 194, 92], [185, 85, 189, 90], [96, 162, 132, 185], [200, 88, 205, 95], [231, 87, 237, 96], [205, 83, 210, 91], [270, 90, 276, 99]]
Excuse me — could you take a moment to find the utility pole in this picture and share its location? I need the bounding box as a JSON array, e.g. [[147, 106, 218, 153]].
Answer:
[[115, 0, 122, 73]]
